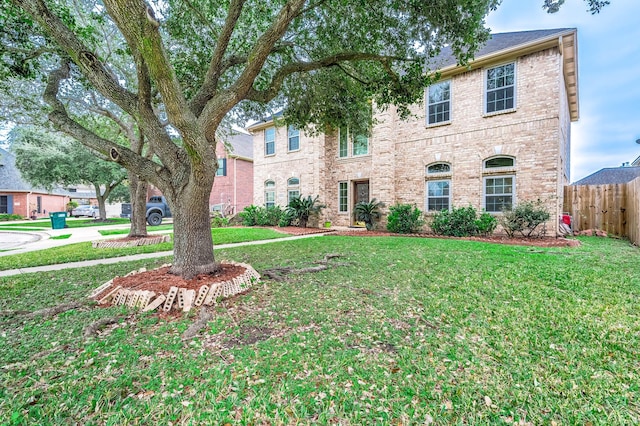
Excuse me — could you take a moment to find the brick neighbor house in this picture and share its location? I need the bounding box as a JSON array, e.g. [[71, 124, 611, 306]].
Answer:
[[148, 132, 253, 215], [0, 147, 71, 218], [248, 28, 579, 235]]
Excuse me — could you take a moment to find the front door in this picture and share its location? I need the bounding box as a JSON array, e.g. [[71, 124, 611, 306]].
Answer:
[[353, 181, 369, 227]]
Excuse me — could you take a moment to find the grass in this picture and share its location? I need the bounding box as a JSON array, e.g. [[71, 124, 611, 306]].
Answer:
[[98, 224, 174, 236], [0, 227, 287, 270], [1, 236, 639, 424], [0, 218, 132, 230], [50, 234, 72, 240]]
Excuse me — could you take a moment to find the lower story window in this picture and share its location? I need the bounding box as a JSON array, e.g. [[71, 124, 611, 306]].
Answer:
[[265, 191, 275, 208], [426, 180, 450, 211], [338, 182, 348, 212], [288, 190, 300, 205], [484, 176, 514, 212], [0, 195, 9, 214]]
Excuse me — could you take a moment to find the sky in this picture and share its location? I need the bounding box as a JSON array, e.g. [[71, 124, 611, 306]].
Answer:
[[485, 0, 640, 182]]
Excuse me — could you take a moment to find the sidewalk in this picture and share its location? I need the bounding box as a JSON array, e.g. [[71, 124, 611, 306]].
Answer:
[[0, 233, 327, 277], [0, 220, 172, 257]]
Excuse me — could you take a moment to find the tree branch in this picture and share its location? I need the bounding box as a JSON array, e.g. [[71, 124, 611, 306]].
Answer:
[[44, 61, 171, 187], [189, 0, 246, 115], [12, 0, 139, 116], [198, 0, 308, 130], [246, 52, 412, 103]]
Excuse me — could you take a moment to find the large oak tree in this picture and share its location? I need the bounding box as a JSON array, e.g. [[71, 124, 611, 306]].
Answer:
[[2, 0, 608, 278]]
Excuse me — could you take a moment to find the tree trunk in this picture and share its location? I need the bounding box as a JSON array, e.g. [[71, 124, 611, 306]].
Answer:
[[128, 172, 148, 238], [94, 184, 107, 220], [168, 176, 218, 279]]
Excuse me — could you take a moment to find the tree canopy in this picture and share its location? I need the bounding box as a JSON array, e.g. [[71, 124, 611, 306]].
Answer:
[[0, 0, 609, 277], [10, 126, 127, 219]]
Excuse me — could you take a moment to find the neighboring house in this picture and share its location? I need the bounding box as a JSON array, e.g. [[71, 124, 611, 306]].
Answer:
[[0, 147, 71, 217], [632, 154, 640, 167], [249, 28, 579, 235], [148, 132, 254, 215], [572, 166, 640, 185]]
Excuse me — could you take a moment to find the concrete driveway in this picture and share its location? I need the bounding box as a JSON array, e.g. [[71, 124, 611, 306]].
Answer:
[[0, 232, 43, 250]]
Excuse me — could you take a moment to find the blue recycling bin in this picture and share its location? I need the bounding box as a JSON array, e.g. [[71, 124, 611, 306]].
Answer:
[[50, 211, 67, 229]]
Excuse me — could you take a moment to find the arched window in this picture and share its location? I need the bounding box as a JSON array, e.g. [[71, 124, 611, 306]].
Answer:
[[264, 180, 276, 208], [425, 163, 451, 211], [287, 177, 300, 204], [483, 156, 515, 212], [426, 163, 451, 174], [484, 156, 514, 169]]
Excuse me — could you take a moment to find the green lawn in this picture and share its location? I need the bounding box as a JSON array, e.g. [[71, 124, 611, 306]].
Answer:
[[98, 224, 174, 235], [0, 227, 287, 271], [1, 236, 639, 424], [0, 218, 132, 230]]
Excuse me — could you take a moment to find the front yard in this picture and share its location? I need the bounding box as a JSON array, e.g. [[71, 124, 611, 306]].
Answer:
[[1, 236, 639, 424]]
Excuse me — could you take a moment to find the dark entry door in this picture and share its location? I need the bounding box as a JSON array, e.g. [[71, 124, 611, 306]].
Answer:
[[353, 181, 369, 227]]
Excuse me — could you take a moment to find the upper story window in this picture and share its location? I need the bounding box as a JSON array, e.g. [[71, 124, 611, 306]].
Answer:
[[427, 80, 451, 125], [287, 126, 300, 152], [265, 127, 275, 156], [339, 127, 369, 158], [215, 158, 227, 176], [486, 63, 515, 114]]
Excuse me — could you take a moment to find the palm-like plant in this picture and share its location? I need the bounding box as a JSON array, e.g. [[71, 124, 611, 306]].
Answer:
[[286, 195, 326, 228], [354, 198, 385, 230]]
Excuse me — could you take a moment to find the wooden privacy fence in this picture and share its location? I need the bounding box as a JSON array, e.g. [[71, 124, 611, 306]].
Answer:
[[563, 177, 640, 245]]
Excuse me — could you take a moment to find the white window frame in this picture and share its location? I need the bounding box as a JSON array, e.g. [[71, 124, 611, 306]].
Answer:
[[338, 181, 348, 213], [264, 180, 276, 208], [426, 80, 451, 125], [426, 179, 451, 212], [338, 127, 369, 158], [264, 127, 275, 156], [485, 62, 516, 115], [287, 177, 300, 204], [483, 175, 515, 213], [287, 125, 300, 152]]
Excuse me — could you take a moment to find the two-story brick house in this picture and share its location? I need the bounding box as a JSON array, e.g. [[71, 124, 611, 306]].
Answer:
[[249, 28, 578, 235]]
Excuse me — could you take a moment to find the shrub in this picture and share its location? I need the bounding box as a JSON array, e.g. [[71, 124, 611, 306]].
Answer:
[[286, 195, 325, 228], [0, 213, 24, 221], [386, 204, 424, 234], [430, 206, 497, 237], [210, 213, 229, 228], [258, 205, 285, 226], [354, 198, 384, 231], [239, 205, 286, 227], [475, 211, 498, 236], [239, 205, 260, 226], [430, 206, 477, 237], [278, 209, 296, 227], [500, 199, 551, 238]]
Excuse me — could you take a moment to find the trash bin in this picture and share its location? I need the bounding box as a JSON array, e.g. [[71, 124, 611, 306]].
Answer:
[[50, 211, 67, 229]]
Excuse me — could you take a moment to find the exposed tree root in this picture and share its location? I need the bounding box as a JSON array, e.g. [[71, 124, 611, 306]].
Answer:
[[261, 253, 348, 281], [83, 316, 126, 339], [26, 301, 94, 319], [182, 307, 215, 341]]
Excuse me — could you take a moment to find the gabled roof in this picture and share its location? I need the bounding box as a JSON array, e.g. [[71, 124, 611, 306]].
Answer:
[[633, 154, 640, 166], [572, 166, 640, 185], [430, 28, 579, 121], [0, 147, 71, 195], [222, 132, 253, 160]]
